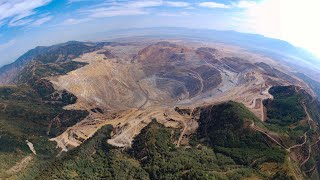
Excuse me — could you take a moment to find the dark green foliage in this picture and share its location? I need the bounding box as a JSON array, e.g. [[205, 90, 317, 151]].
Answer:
[[214, 147, 285, 166], [48, 110, 89, 137], [22, 126, 149, 180], [30, 79, 78, 105], [132, 119, 175, 163], [259, 86, 320, 147], [264, 86, 306, 125], [132, 120, 232, 179], [0, 84, 88, 177], [0, 134, 30, 153], [197, 102, 263, 148], [197, 102, 286, 166]]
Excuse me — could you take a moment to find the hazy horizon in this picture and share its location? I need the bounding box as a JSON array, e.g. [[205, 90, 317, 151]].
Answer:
[[1, 0, 320, 66]]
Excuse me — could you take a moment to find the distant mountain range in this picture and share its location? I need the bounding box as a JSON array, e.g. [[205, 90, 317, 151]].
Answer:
[[1, 27, 319, 84]]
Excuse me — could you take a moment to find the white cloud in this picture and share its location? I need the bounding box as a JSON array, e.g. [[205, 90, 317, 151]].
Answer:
[[79, 0, 192, 18], [198, 2, 231, 9], [0, 0, 52, 27], [158, 11, 190, 16], [129, 0, 163, 8], [80, 1, 153, 18], [9, 18, 33, 27], [61, 18, 92, 25], [10, 11, 35, 23], [31, 16, 52, 26], [124, 0, 190, 8], [85, 7, 148, 18], [164, 1, 190, 7]]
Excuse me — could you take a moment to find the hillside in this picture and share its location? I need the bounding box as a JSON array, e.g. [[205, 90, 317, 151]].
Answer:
[[17, 102, 294, 179]]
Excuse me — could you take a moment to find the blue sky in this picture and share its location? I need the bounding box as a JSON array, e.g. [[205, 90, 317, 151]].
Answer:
[[0, 0, 320, 66]]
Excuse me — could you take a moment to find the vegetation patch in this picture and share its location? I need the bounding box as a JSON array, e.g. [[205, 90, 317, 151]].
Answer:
[[264, 86, 306, 126]]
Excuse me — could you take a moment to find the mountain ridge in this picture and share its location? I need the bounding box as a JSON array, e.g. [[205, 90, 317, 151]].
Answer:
[[0, 41, 106, 85]]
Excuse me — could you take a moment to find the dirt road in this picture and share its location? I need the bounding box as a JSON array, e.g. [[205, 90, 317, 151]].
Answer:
[[250, 122, 288, 151]]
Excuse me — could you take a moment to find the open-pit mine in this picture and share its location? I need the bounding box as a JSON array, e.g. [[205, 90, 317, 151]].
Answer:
[[47, 40, 311, 151]]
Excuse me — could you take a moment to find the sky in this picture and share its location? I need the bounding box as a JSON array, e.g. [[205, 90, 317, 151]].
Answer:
[[0, 0, 320, 66]]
